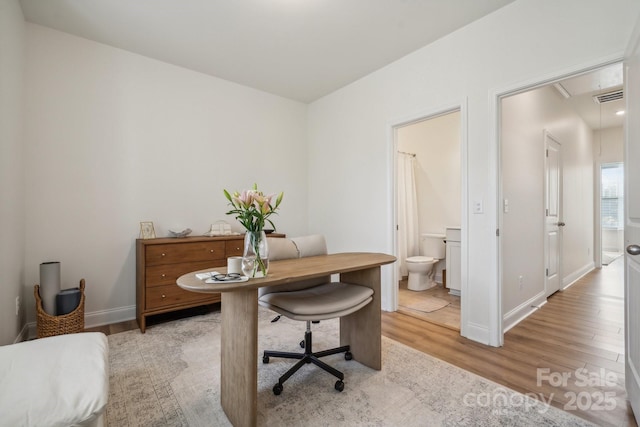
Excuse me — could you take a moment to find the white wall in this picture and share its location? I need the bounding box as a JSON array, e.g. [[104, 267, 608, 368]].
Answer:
[[23, 24, 309, 328], [501, 86, 595, 329], [307, 0, 639, 345], [0, 0, 26, 345], [397, 111, 461, 236], [595, 126, 624, 163]]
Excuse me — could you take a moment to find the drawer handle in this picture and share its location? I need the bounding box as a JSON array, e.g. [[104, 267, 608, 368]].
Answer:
[[210, 249, 214, 253], [161, 294, 166, 299], [161, 253, 166, 257], [161, 274, 166, 278]]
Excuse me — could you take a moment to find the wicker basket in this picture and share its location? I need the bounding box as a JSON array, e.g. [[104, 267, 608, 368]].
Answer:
[[34, 279, 85, 338]]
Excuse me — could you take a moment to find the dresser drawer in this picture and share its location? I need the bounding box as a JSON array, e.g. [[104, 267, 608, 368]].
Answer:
[[146, 260, 221, 287], [146, 283, 215, 310], [225, 239, 244, 256], [146, 241, 225, 266]]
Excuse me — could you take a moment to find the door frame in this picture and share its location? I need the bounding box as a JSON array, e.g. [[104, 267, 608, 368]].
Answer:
[[490, 53, 624, 346], [386, 99, 469, 336]]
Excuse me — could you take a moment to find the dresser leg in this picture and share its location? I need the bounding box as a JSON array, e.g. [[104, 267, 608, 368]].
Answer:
[[137, 315, 146, 333]]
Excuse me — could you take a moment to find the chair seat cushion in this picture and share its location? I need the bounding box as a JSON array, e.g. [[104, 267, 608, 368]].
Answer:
[[0, 332, 109, 427], [258, 282, 374, 321]]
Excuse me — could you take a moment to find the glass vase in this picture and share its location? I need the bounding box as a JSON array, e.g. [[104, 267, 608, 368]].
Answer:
[[242, 230, 269, 278]]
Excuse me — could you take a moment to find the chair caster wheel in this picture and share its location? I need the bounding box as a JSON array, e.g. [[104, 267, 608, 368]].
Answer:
[[299, 340, 305, 348], [263, 355, 269, 364], [335, 380, 344, 392], [273, 384, 283, 395], [344, 351, 353, 361]]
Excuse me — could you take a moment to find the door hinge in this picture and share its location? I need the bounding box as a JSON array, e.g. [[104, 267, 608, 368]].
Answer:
[[546, 268, 549, 277], [546, 149, 549, 157], [496, 228, 500, 237]]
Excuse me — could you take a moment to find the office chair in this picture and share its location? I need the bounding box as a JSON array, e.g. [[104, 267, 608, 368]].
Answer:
[[260, 235, 374, 395]]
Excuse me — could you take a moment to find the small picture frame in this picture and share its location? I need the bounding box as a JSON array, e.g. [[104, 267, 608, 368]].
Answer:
[[139, 221, 156, 239]]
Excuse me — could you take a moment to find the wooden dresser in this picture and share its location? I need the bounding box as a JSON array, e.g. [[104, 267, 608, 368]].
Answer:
[[136, 235, 244, 332]]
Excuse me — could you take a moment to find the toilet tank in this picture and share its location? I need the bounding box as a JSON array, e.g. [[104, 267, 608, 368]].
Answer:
[[421, 233, 446, 258]]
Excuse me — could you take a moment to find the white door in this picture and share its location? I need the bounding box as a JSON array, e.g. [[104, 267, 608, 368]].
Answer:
[[624, 26, 640, 419], [544, 132, 563, 297]]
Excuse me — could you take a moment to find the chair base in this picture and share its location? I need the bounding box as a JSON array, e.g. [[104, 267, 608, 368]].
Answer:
[[262, 327, 352, 395]]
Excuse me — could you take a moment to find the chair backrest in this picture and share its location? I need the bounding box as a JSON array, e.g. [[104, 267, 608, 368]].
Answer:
[[259, 234, 331, 297], [291, 234, 327, 258], [267, 237, 299, 261]]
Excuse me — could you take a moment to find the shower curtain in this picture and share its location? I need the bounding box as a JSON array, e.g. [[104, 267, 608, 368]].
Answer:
[[397, 153, 419, 277]]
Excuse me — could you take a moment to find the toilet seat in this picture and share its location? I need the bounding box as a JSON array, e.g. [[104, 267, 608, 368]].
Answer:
[[406, 256, 434, 263]]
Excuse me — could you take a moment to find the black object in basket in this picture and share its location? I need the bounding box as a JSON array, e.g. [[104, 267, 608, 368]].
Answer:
[[56, 288, 82, 315], [34, 279, 85, 338]]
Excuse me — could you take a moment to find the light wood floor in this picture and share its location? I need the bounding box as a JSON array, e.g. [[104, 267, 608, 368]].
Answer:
[[384, 257, 636, 427], [88, 259, 636, 426]]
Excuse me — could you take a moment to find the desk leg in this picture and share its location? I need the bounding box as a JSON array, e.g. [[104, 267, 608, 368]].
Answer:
[[220, 289, 258, 427], [339, 266, 381, 370]]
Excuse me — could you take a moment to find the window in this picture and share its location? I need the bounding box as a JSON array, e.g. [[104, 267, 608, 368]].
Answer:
[[601, 163, 624, 229]]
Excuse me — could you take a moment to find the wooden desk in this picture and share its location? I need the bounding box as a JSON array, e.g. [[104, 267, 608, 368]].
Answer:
[[177, 252, 395, 427]]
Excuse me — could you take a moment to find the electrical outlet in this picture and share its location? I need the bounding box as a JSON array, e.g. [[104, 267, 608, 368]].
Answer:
[[518, 275, 524, 290], [15, 296, 20, 316]]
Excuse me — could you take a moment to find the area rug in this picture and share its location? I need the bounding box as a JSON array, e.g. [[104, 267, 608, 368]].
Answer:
[[105, 308, 594, 426], [399, 293, 450, 313]]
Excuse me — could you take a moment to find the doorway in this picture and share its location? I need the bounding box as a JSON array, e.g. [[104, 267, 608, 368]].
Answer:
[[499, 62, 624, 332], [600, 162, 624, 265], [395, 109, 462, 330]]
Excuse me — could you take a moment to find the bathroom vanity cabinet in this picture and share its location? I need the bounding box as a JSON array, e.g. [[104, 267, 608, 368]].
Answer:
[[445, 227, 461, 296]]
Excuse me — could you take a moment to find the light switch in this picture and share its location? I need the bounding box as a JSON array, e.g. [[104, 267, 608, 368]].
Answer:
[[473, 200, 483, 214], [503, 198, 509, 213]]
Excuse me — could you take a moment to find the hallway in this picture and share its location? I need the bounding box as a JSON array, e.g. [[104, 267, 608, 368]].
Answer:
[[382, 258, 636, 427]]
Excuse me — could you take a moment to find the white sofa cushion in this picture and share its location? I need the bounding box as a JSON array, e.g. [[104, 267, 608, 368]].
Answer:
[[0, 332, 109, 427]]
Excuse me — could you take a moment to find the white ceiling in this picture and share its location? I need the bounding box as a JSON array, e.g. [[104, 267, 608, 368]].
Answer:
[[19, 0, 515, 103], [555, 63, 624, 130]]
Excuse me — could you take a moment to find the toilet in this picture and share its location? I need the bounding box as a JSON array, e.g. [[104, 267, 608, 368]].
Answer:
[[406, 233, 446, 291]]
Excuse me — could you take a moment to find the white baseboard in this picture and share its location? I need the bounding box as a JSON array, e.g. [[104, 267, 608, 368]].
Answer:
[[562, 262, 595, 290], [85, 305, 136, 329], [503, 291, 547, 333], [463, 321, 490, 345], [24, 305, 137, 340], [13, 324, 30, 343]]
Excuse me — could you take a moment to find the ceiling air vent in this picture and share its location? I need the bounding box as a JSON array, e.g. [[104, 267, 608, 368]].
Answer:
[[593, 89, 623, 104]]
